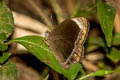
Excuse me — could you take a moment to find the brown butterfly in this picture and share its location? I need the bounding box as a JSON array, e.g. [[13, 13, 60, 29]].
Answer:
[[46, 17, 89, 69]]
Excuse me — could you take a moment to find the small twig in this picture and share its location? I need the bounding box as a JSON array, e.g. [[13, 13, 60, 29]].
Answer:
[[82, 59, 99, 71], [65, 0, 75, 16], [114, 12, 120, 33], [26, 0, 54, 29], [72, 0, 80, 17], [50, 0, 65, 23], [44, 74, 49, 80], [13, 11, 49, 36]]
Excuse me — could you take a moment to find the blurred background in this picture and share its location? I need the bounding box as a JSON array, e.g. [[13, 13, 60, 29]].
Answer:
[[2, 0, 120, 80]]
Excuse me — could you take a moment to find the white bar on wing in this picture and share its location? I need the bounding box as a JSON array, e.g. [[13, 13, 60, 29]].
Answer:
[[72, 18, 83, 29]]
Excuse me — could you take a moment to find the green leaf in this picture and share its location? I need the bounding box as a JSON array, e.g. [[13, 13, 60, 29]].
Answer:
[[6, 35, 85, 80], [0, 52, 11, 64], [90, 70, 113, 76], [73, 10, 93, 18], [115, 67, 120, 75], [0, 43, 8, 51], [72, 0, 96, 18], [77, 70, 112, 80], [87, 37, 107, 50], [0, 61, 18, 80], [112, 32, 120, 46], [0, 1, 14, 38], [87, 37, 108, 53], [97, 0, 115, 47], [0, 33, 7, 42], [0, 33, 8, 51], [107, 48, 120, 63]]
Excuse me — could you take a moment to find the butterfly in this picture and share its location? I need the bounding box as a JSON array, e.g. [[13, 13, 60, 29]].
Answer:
[[46, 17, 89, 69]]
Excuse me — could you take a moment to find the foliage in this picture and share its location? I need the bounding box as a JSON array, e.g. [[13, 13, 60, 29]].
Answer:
[[6, 36, 84, 80], [0, 0, 119, 80], [77, 70, 113, 80], [0, 1, 17, 80], [0, 61, 18, 80]]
